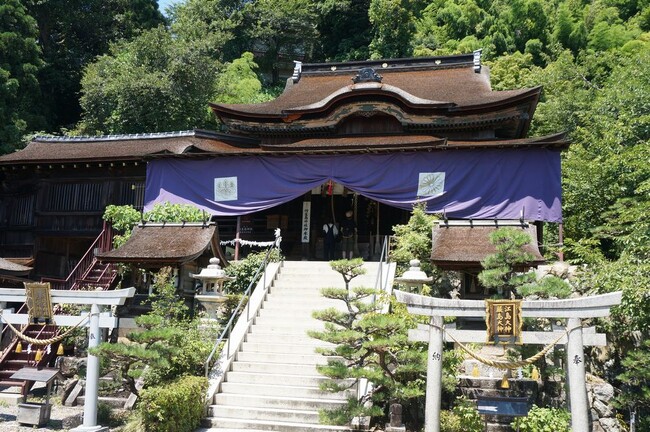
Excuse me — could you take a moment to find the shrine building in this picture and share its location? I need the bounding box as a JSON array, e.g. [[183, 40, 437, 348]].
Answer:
[[0, 51, 568, 284]]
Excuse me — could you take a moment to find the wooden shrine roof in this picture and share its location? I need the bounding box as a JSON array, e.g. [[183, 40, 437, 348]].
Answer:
[[431, 220, 545, 270], [97, 223, 220, 267], [0, 132, 568, 165], [0, 130, 259, 165], [0, 257, 32, 274], [210, 53, 541, 139]]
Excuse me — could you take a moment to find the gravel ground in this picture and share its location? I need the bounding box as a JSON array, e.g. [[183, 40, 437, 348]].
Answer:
[[0, 401, 86, 432]]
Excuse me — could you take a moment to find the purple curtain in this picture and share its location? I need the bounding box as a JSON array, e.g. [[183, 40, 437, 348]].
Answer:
[[145, 149, 562, 221]]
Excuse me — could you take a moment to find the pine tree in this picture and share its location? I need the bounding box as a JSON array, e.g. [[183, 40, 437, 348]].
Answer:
[[309, 259, 427, 426]]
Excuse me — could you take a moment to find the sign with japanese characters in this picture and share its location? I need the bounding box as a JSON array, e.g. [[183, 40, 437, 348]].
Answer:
[[301, 201, 311, 243], [485, 299, 522, 345], [24, 282, 54, 324]]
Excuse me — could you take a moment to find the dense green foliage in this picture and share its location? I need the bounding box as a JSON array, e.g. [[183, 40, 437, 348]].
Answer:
[[138, 375, 208, 432], [223, 248, 283, 293], [615, 340, 650, 428], [0, 0, 44, 153], [512, 405, 571, 432], [26, 0, 164, 134], [439, 396, 483, 432], [103, 202, 206, 247]]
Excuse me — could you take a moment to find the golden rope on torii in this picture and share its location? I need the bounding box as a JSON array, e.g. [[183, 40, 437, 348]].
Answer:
[[442, 325, 568, 370], [0, 310, 90, 345]]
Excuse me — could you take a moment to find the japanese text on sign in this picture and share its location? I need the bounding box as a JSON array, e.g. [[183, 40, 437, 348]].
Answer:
[[485, 300, 522, 345]]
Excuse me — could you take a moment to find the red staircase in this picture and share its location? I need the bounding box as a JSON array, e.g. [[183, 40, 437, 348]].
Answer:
[[0, 223, 117, 397], [0, 321, 58, 396], [41, 222, 117, 291]]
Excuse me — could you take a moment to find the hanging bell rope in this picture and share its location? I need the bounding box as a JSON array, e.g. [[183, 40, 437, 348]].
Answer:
[[441, 325, 571, 370], [0, 311, 90, 346]]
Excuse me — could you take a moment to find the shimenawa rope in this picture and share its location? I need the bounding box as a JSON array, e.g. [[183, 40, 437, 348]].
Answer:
[[439, 325, 572, 370], [0, 311, 90, 345]]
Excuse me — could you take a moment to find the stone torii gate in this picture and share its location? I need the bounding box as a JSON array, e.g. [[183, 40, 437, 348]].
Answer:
[[0, 286, 135, 432], [394, 290, 623, 432]]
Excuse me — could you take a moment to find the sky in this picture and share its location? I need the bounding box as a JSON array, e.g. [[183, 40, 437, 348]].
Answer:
[[158, 0, 179, 15]]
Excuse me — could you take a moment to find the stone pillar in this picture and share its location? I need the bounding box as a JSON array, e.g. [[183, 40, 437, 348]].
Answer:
[[425, 316, 444, 432], [71, 304, 108, 432], [566, 317, 589, 432]]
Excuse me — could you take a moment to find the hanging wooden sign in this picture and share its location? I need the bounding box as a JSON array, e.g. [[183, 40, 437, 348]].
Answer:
[[485, 299, 522, 345], [24, 282, 54, 325]]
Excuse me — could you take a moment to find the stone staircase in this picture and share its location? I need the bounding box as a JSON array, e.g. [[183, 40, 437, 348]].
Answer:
[[200, 260, 382, 432]]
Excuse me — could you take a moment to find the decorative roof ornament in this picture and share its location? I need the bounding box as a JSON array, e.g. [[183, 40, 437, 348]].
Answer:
[[352, 67, 383, 84], [292, 61, 302, 83], [473, 49, 482, 73]]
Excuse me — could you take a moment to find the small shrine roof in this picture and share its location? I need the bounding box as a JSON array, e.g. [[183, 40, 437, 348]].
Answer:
[[431, 220, 545, 270], [97, 223, 217, 267], [0, 257, 32, 274]]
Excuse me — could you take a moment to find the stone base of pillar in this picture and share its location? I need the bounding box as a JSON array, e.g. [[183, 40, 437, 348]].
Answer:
[[69, 425, 109, 432], [385, 426, 407, 432]]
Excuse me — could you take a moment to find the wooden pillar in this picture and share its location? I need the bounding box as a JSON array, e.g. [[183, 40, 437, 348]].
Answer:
[[425, 316, 444, 432], [234, 216, 241, 261]]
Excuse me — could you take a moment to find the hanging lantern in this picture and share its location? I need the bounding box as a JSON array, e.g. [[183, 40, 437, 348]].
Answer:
[[15, 342, 22, 353], [35, 348, 43, 362], [327, 180, 333, 196], [499, 374, 510, 389], [57, 344, 64, 356]]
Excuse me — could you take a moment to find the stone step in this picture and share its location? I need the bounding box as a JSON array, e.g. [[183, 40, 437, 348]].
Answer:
[[207, 405, 320, 423], [253, 316, 326, 329], [240, 341, 324, 355], [249, 324, 319, 336], [214, 393, 346, 411], [219, 382, 351, 400], [224, 371, 350, 388], [262, 295, 342, 306], [231, 361, 320, 376], [245, 332, 332, 346], [200, 417, 352, 432], [236, 351, 330, 365]]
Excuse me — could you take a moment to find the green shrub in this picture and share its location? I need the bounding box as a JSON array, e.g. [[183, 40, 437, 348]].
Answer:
[[224, 248, 282, 293], [513, 405, 570, 432], [138, 375, 208, 432], [440, 396, 482, 432]]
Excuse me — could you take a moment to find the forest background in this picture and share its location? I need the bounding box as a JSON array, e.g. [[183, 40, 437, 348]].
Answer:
[[2, 0, 650, 423]]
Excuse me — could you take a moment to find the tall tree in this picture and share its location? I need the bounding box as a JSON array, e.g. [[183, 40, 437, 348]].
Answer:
[[0, 0, 44, 154], [239, 0, 318, 84], [315, 0, 372, 61], [369, 0, 415, 59], [27, 0, 165, 132]]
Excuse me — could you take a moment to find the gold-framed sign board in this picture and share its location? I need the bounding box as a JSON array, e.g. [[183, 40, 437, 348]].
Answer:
[[24, 282, 54, 325], [485, 299, 522, 345]]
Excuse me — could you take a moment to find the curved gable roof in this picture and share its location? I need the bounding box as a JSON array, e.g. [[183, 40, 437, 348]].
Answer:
[[210, 57, 540, 120]]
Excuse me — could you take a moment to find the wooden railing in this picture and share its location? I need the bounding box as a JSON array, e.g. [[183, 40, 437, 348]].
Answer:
[[41, 222, 115, 291]]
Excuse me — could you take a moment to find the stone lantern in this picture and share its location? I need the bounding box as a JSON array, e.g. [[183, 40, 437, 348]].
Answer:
[[394, 259, 432, 291], [191, 257, 234, 319]]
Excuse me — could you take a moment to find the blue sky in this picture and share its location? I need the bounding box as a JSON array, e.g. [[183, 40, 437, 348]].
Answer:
[[158, 0, 179, 15]]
